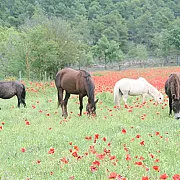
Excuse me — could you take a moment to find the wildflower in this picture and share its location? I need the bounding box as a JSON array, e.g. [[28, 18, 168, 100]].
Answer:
[[160, 173, 168, 179], [108, 172, 117, 179], [21, 148, 26, 152], [126, 154, 132, 161], [48, 147, 55, 154], [122, 128, 127, 134], [92, 160, 100, 166], [140, 140, 145, 146], [153, 165, 160, 172], [142, 176, 150, 180]]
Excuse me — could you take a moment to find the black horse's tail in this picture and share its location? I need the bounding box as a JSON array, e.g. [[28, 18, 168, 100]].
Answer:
[[22, 84, 26, 99], [21, 84, 26, 107]]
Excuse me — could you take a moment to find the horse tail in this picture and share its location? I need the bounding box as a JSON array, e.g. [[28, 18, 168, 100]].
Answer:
[[21, 84, 26, 100], [55, 72, 61, 108], [21, 83, 26, 107], [114, 83, 122, 106]]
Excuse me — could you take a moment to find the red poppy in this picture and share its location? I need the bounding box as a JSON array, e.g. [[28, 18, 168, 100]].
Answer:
[[142, 176, 150, 180], [103, 137, 107, 141], [69, 142, 72, 145], [85, 136, 92, 140], [122, 128, 127, 134], [72, 151, 78, 157], [160, 173, 168, 179], [48, 147, 55, 154], [154, 159, 160, 163], [156, 132, 160, 136], [135, 161, 143, 166], [26, 121, 30, 125], [108, 172, 117, 179], [110, 156, 116, 160], [60, 157, 68, 164], [68, 176, 75, 180], [74, 146, 79, 151], [136, 134, 141, 138], [140, 140, 145, 146], [89, 145, 96, 154], [92, 160, 100, 166], [153, 165, 160, 172], [139, 156, 145, 160], [150, 153, 154, 158], [173, 174, 180, 180], [96, 154, 105, 160], [90, 165, 98, 172], [94, 134, 99, 139], [126, 154, 132, 161], [21, 148, 26, 152], [37, 160, 41, 164]]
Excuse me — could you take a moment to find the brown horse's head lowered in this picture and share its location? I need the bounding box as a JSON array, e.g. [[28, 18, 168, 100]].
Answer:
[[55, 68, 98, 118], [165, 72, 180, 119]]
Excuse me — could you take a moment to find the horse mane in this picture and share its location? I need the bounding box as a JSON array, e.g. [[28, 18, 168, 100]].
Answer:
[[138, 77, 160, 98], [80, 70, 95, 103]]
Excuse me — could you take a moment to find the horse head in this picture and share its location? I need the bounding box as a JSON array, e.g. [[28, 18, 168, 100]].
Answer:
[[172, 94, 180, 119], [86, 99, 98, 116], [156, 92, 164, 104]]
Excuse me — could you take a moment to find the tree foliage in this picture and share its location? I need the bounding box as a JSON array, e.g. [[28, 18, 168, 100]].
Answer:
[[1, 0, 180, 78]]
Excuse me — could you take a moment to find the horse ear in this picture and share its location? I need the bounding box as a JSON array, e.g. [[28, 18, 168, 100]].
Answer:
[[95, 99, 99, 104]]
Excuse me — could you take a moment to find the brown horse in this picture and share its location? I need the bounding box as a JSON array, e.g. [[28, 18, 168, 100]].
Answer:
[[55, 68, 98, 118], [165, 72, 180, 119]]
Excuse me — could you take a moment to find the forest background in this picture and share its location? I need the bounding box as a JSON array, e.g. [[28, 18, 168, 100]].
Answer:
[[0, 0, 180, 80]]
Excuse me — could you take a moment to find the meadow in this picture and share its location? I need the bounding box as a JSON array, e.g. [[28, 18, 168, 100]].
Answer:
[[0, 67, 180, 180]]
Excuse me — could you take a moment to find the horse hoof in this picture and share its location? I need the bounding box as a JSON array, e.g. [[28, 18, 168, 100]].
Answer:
[[63, 114, 68, 119]]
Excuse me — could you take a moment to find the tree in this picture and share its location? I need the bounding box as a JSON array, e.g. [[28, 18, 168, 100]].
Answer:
[[127, 43, 148, 67], [167, 18, 180, 65], [92, 35, 124, 69]]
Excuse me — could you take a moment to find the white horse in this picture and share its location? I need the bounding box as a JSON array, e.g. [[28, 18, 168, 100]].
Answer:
[[114, 77, 163, 106]]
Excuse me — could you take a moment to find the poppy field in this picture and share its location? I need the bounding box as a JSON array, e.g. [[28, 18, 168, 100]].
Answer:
[[0, 67, 180, 180]]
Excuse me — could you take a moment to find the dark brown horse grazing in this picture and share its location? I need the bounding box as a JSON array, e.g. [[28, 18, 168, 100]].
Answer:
[[0, 81, 26, 108], [165, 72, 180, 119], [55, 68, 98, 118]]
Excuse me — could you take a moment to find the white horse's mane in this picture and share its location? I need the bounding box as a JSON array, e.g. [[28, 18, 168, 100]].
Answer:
[[138, 77, 161, 99]]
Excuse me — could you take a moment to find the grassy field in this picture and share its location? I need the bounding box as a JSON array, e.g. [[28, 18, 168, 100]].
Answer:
[[0, 67, 180, 180]]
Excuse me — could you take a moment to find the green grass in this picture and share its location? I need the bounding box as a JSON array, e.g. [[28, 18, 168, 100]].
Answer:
[[0, 84, 179, 180]]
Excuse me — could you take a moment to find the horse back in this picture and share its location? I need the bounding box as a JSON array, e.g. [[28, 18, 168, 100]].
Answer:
[[0, 81, 23, 99], [165, 73, 180, 99], [116, 78, 148, 93], [55, 68, 87, 94]]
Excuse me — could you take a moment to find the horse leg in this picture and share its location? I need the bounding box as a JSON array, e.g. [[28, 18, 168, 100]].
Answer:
[[22, 98, 26, 107], [142, 94, 146, 103], [63, 92, 70, 119], [57, 88, 65, 117], [169, 98, 172, 115], [16, 94, 21, 108], [79, 95, 83, 116], [114, 89, 121, 108], [17, 97, 21, 108], [122, 93, 128, 107]]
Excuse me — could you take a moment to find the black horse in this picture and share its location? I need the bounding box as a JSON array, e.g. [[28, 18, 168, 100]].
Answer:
[[0, 81, 26, 108], [55, 68, 98, 118], [165, 73, 180, 119]]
